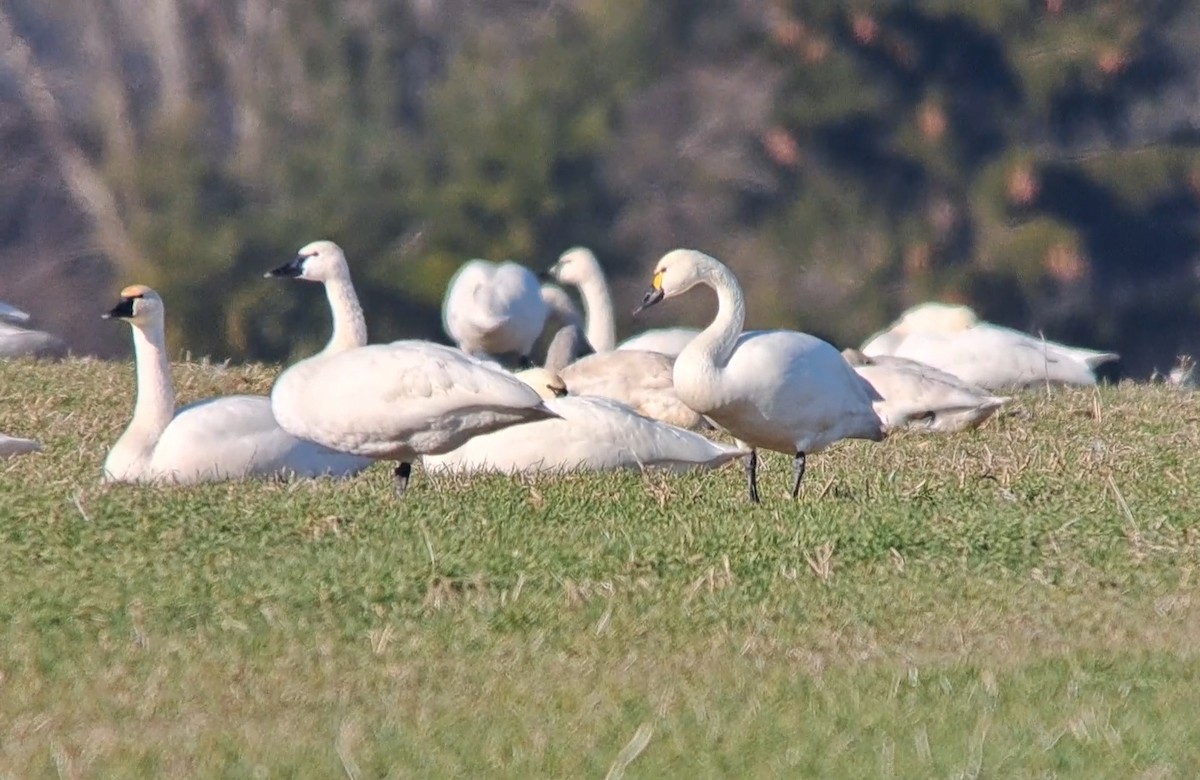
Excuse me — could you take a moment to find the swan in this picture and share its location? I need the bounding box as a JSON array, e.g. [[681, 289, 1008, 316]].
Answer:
[[543, 247, 700, 357], [0, 433, 41, 457], [442, 259, 548, 365], [102, 285, 371, 485], [267, 241, 558, 494], [862, 302, 1119, 389], [841, 348, 1008, 434], [0, 300, 66, 359], [634, 249, 885, 502], [558, 349, 708, 430], [532, 284, 592, 366], [422, 368, 747, 475]]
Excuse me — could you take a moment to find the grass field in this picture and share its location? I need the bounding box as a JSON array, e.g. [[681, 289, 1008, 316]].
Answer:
[[2, 357, 1199, 777]]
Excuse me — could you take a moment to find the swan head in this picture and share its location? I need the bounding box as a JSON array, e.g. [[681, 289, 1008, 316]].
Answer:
[[893, 302, 978, 334], [633, 249, 714, 314], [266, 240, 348, 283], [542, 247, 599, 287], [102, 284, 163, 326], [514, 367, 568, 401]]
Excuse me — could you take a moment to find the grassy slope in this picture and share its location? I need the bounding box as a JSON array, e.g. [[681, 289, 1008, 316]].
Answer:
[[2, 357, 1199, 777]]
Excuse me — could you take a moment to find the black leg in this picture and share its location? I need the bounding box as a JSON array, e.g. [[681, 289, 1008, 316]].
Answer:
[[394, 462, 412, 496], [744, 450, 760, 504], [790, 451, 807, 499]]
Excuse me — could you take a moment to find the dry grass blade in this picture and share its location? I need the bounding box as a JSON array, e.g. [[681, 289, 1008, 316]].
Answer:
[[605, 722, 654, 780]]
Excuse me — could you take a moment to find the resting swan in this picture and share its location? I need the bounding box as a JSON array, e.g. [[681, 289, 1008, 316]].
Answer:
[[102, 285, 370, 485], [422, 368, 746, 475], [544, 247, 699, 357], [862, 302, 1119, 390], [842, 349, 1008, 434], [442, 259, 548, 365], [267, 241, 557, 494], [0, 300, 66, 359], [635, 249, 885, 502], [557, 348, 707, 430]]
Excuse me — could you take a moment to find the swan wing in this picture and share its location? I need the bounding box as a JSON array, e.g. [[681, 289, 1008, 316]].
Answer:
[[851, 356, 1007, 433], [273, 341, 554, 458], [423, 395, 746, 474], [893, 328, 1100, 389]]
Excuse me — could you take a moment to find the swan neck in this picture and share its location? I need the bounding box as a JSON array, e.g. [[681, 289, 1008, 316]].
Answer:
[[111, 321, 175, 472], [577, 272, 615, 352], [322, 275, 368, 356], [687, 264, 745, 368]]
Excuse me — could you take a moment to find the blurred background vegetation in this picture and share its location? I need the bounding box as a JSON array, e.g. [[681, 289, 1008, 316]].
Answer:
[[1, 0, 1198, 375]]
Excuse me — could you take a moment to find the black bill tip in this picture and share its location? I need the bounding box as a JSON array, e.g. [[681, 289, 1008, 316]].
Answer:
[[632, 288, 665, 316], [266, 255, 306, 279]]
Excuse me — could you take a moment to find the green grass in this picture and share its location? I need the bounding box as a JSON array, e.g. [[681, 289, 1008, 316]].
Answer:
[[2, 357, 1200, 777]]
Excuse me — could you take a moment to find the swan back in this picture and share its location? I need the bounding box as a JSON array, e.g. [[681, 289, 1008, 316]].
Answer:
[[272, 340, 555, 460], [423, 395, 746, 475], [843, 350, 1008, 433], [617, 327, 701, 358], [443, 260, 548, 359], [559, 349, 705, 430]]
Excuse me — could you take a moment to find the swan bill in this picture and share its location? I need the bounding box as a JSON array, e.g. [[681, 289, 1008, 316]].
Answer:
[[103, 296, 137, 320], [633, 288, 665, 315], [265, 255, 307, 279]]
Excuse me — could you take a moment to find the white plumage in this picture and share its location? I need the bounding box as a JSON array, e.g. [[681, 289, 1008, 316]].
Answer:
[[544, 247, 700, 357], [862, 302, 1119, 390], [102, 285, 370, 485], [423, 368, 746, 475], [442, 259, 548, 363], [558, 349, 707, 430], [842, 349, 1008, 434], [0, 300, 66, 359], [635, 249, 885, 502], [269, 241, 557, 493]]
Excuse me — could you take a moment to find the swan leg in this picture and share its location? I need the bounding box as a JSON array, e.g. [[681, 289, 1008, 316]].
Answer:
[[394, 462, 413, 496], [790, 451, 807, 499], [744, 449, 760, 504]]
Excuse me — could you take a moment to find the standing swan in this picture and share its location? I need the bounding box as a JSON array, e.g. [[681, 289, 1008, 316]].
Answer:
[[442, 259, 548, 365], [267, 241, 558, 495], [635, 250, 885, 502], [102, 285, 371, 485], [544, 247, 700, 357]]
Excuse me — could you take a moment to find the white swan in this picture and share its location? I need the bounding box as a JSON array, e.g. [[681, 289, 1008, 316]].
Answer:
[[544, 247, 699, 357], [102, 285, 370, 485], [0, 433, 41, 457], [558, 349, 707, 430], [635, 249, 885, 502], [442, 259, 548, 364], [268, 241, 557, 494], [423, 368, 747, 475], [862, 302, 1119, 390], [0, 300, 66, 359], [841, 349, 1008, 434]]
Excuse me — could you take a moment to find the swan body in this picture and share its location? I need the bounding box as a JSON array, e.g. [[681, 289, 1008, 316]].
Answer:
[[269, 242, 556, 493], [0, 433, 41, 457], [617, 327, 701, 358], [841, 349, 1008, 434], [443, 259, 547, 363], [423, 368, 746, 475], [862, 302, 1119, 389], [636, 249, 884, 501], [102, 285, 369, 485], [533, 284, 592, 365], [558, 349, 707, 430]]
